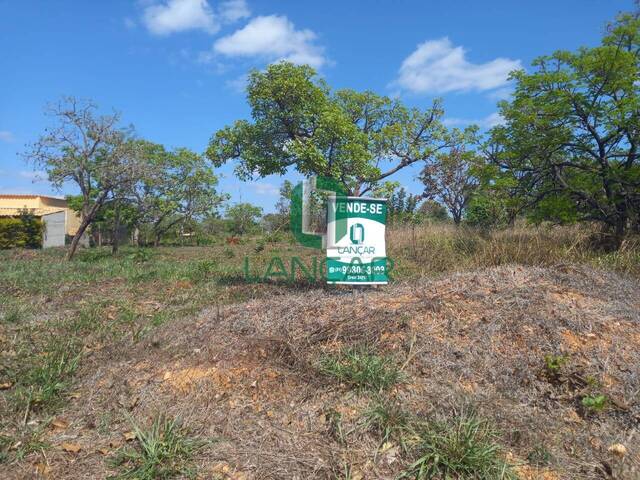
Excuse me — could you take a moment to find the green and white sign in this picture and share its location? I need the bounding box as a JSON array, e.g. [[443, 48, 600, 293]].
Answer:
[[326, 196, 388, 284]]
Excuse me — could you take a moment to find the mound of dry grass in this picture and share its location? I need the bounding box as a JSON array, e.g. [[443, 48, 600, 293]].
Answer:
[[5, 264, 637, 479]]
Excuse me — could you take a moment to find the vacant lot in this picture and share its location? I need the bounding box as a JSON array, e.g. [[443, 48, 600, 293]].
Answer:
[[1, 226, 639, 479]]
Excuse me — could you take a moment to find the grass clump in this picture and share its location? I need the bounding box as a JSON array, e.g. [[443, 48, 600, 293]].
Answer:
[[1, 304, 26, 323], [319, 347, 402, 392], [11, 339, 81, 412], [0, 425, 50, 464], [400, 411, 517, 480], [109, 414, 204, 480], [363, 397, 411, 445]]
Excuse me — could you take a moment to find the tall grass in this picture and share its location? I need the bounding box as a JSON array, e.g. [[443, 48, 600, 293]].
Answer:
[[387, 223, 640, 278]]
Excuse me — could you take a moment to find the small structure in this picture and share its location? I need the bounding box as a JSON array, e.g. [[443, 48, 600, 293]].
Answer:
[[0, 194, 82, 248]]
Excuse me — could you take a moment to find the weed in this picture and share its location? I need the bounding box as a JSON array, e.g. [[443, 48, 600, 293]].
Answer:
[[363, 397, 410, 445], [129, 248, 153, 263], [319, 347, 402, 392], [527, 444, 553, 467], [325, 408, 347, 445], [11, 339, 81, 413], [585, 375, 600, 388], [0, 426, 50, 464], [109, 414, 204, 480], [543, 354, 568, 376], [254, 240, 266, 253], [399, 412, 517, 480], [581, 394, 607, 412], [187, 260, 216, 283], [0, 434, 10, 464], [77, 248, 112, 263], [98, 411, 115, 435], [2, 305, 23, 323], [335, 462, 358, 479]]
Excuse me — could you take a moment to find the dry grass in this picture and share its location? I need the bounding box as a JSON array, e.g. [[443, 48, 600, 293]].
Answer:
[[1, 263, 636, 478], [388, 222, 640, 279]]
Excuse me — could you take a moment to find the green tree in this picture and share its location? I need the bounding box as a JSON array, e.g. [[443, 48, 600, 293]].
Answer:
[[382, 185, 421, 225], [488, 12, 640, 248], [226, 203, 263, 235], [420, 128, 480, 225], [418, 199, 449, 222], [268, 180, 294, 232], [207, 62, 450, 195], [24, 97, 143, 259], [133, 143, 225, 246]]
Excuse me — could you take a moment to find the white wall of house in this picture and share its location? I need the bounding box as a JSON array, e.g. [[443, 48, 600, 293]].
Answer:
[[42, 211, 66, 248]]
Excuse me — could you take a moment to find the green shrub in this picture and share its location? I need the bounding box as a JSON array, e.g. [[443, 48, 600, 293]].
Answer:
[[129, 248, 153, 263], [581, 394, 607, 412], [0, 215, 43, 249], [465, 195, 509, 229]]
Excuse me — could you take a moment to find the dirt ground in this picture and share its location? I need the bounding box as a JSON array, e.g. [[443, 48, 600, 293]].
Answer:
[[3, 264, 639, 479]]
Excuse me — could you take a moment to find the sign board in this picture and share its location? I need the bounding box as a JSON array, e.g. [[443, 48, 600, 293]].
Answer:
[[326, 196, 388, 284]]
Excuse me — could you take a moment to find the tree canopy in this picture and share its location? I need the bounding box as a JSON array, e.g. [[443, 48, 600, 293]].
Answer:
[[24, 97, 143, 259], [206, 62, 450, 195], [133, 142, 225, 246], [487, 12, 640, 246]]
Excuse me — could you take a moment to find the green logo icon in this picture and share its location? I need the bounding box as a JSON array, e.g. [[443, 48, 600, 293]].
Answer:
[[350, 223, 364, 244]]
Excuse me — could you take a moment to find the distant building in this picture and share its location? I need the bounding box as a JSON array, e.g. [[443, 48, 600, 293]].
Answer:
[[0, 194, 82, 248]]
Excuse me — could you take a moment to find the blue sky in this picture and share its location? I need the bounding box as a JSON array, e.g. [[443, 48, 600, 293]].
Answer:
[[0, 0, 633, 212]]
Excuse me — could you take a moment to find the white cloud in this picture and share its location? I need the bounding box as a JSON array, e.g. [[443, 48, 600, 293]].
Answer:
[[444, 112, 505, 129], [395, 37, 521, 94], [0, 131, 14, 142], [142, 0, 217, 35], [141, 0, 249, 36], [213, 15, 326, 68], [219, 0, 250, 23]]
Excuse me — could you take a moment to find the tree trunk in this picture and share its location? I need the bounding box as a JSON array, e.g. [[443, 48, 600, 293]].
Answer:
[[67, 191, 107, 260], [612, 214, 627, 251], [154, 233, 161, 247], [111, 202, 121, 255], [67, 216, 91, 260]]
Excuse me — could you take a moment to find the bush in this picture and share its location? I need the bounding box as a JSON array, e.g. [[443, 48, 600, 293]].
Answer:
[[0, 215, 44, 249], [465, 195, 509, 229]]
